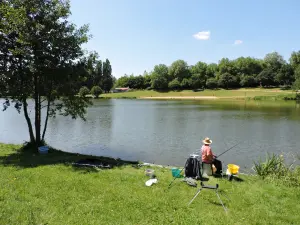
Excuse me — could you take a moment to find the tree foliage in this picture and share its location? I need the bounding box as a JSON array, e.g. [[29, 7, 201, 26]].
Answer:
[[190, 62, 207, 88], [102, 59, 113, 93], [180, 78, 192, 89], [150, 64, 169, 90], [206, 78, 218, 89], [275, 64, 294, 86], [168, 78, 181, 90], [218, 73, 239, 89], [168, 60, 190, 82], [90, 86, 102, 98], [0, 0, 96, 148], [290, 51, 300, 70], [79, 86, 90, 97], [114, 51, 300, 91], [240, 75, 257, 87], [257, 69, 275, 86]]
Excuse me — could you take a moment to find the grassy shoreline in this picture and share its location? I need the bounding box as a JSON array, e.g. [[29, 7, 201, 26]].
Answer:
[[98, 88, 298, 101], [1, 143, 300, 224]]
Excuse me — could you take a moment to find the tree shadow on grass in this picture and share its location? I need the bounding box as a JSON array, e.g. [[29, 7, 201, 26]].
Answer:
[[0, 143, 139, 170]]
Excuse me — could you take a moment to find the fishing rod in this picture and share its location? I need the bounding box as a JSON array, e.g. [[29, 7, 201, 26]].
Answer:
[[192, 142, 241, 158], [216, 142, 241, 158]]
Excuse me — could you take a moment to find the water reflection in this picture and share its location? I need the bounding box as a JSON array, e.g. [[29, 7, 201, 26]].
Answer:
[[0, 98, 299, 169]]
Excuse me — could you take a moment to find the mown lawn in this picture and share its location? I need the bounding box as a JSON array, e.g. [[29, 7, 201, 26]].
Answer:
[[0, 143, 300, 225], [101, 88, 295, 99]]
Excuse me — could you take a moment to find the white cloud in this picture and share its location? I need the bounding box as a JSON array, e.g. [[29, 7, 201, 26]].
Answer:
[[234, 40, 243, 45], [193, 31, 210, 40]]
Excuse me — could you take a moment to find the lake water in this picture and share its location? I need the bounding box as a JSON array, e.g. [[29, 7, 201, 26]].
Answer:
[[1, 99, 300, 172]]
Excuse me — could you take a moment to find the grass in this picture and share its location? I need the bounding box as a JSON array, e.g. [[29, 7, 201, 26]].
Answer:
[[1, 143, 300, 224], [100, 88, 296, 100]]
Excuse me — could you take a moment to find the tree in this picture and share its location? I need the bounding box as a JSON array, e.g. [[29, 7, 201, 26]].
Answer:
[[151, 72, 168, 90], [0, 0, 92, 148], [150, 64, 169, 90], [206, 63, 218, 79], [218, 58, 239, 87], [168, 78, 181, 90], [292, 66, 300, 99], [83, 52, 100, 89], [263, 52, 285, 85], [90, 86, 103, 98], [94, 60, 103, 87], [115, 75, 129, 88], [240, 75, 257, 87], [257, 69, 275, 86], [218, 58, 237, 76], [168, 60, 190, 82], [153, 64, 169, 78], [133, 75, 145, 89], [190, 74, 205, 89], [102, 59, 113, 93], [143, 74, 152, 89], [234, 57, 263, 77], [264, 52, 285, 71], [126, 74, 145, 89], [206, 78, 218, 89], [275, 64, 294, 86], [181, 78, 192, 89], [79, 86, 90, 97], [289, 51, 300, 70], [218, 73, 239, 89], [190, 62, 207, 88]]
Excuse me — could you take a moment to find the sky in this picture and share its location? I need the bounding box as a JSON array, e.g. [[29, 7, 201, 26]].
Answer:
[[69, 0, 300, 78]]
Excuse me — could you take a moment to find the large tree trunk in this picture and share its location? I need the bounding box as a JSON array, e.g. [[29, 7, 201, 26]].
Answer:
[[34, 75, 41, 148], [41, 97, 50, 142], [22, 99, 35, 144]]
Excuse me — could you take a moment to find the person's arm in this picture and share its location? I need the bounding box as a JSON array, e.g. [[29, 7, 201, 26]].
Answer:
[[207, 148, 214, 161], [210, 147, 217, 158]]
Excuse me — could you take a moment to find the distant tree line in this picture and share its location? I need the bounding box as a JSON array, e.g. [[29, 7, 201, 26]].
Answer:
[[78, 52, 115, 97], [115, 51, 300, 91]]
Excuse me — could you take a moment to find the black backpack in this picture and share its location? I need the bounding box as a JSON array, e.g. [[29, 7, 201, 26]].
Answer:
[[184, 157, 202, 180]]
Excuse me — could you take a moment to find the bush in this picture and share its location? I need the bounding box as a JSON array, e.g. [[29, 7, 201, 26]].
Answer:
[[218, 73, 239, 89], [206, 78, 218, 89], [253, 153, 300, 187], [168, 78, 181, 90], [90, 86, 103, 98], [240, 75, 257, 87], [253, 153, 286, 178], [181, 78, 192, 89], [79, 86, 90, 97]]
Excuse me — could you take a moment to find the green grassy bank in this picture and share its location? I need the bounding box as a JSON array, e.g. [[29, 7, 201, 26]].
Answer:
[[1, 143, 300, 224], [100, 88, 297, 100]]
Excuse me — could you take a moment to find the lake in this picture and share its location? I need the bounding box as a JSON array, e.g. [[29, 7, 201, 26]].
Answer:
[[1, 99, 300, 172]]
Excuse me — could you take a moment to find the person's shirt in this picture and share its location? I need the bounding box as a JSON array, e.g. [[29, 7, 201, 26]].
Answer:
[[201, 145, 214, 163]]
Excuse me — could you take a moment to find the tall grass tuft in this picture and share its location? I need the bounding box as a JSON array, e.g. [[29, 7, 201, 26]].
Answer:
[[253, 153, 300, 187]]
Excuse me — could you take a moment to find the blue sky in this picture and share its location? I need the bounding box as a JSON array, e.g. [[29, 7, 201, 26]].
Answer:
[[70, 0, 300, 78]]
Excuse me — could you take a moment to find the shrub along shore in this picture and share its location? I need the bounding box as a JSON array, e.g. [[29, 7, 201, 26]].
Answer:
[[0, 143, 299, 224]]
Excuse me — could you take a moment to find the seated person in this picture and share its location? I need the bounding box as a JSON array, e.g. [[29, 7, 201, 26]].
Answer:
[[201, 137, 222, 175]]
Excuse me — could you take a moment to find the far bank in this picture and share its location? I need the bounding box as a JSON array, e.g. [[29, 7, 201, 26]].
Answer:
[[99, 88, 299, 101]]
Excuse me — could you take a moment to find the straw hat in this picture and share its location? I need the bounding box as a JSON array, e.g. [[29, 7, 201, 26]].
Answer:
[[202, 137, 212, 145]]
